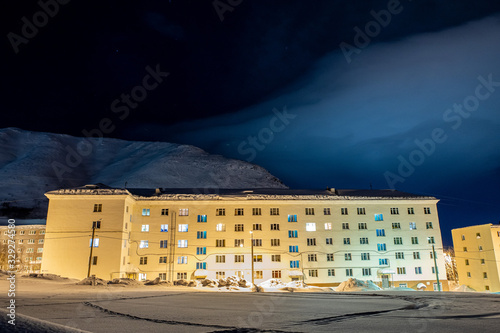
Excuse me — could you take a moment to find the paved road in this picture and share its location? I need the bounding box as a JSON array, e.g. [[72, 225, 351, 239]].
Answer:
[[1, 279, 500, 332]]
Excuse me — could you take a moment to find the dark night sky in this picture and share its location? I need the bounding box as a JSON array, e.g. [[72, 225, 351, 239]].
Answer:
[[2, 0, 500, 246]]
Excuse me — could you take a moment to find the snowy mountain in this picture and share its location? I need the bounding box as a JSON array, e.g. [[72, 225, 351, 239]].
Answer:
[[0, 128, 286, 219]]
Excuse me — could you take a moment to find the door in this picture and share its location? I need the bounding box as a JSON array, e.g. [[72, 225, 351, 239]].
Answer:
[[381, 275, 390, 288]]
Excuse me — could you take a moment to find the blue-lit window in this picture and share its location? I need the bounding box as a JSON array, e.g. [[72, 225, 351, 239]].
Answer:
[[196, 262, 207, 270], [197, 215, 207, 222], [288, 215, 297, 222], [160, 224, 168, 232], [142, 208, 150, 216], [290, 260, 300, 268], [197, 231, 207, 239], [377, 243, 387, 251], [379, 258, 388, 265], [376, 229, 386, 237], [289, 245, 299, 253], [374, 214, 383, 221], [288, 230, 298, 238], [196, 247, 206, 255], [89, 238, 100, 247]]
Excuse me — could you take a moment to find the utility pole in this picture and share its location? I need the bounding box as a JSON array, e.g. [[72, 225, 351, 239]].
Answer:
[[250, 231, 254, 290], [432, 244, 441, 292], [87, 223, 96, 278]]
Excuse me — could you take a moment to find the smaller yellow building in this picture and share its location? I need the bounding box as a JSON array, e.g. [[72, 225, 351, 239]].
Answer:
[[452, 223, 500, 292]]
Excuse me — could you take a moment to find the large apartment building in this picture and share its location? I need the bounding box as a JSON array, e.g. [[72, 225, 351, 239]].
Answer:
[[452, 223, 500, 292], [41, 184, 447, 290], [0, 224, 46, 273]]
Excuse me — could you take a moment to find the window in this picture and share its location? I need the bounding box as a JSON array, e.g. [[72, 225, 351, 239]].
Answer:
[[160, 224, 168, 232], [216, 272, 225, 279], [197, 231, 207, 239], [485, 286, 490, 291], [429, 251, 434, 259], [196, 262, 207, 270], [394, 237, 403, 245], [178, 224, 188, 232], [379, 258, 388, 265], [374, 214, 383, 221], [90, 238, 100, 247], [288, 230, 298, 238], [326, 238, 333, 245], [357, 207, 366, 215], [216, 255, 226, 263], [407, 207, 414, 214], [288, 214, 297, 222], [409, 222, 417, 230], [305, 208, 315, 215], [324, 208, 331, 215], [179, 208, 189, 216], [197, 215, 207, 223], [343, 238, 351, 245], [342, 223, 349, 230], [327, 253, 334, 261], [426, 222, 433, 229], [390, 208, 399, 215], [37, 248, 43, 253], [432, 267, 436, 274], [376, 229, 386, 237], [253, 224, 262, 231], [479, 245, 483, 251], [289, 245, 299, 253], [324, 223, 332, 230], [93, 221, 101, 229], [159, 256, 167, 263], [377, 243, 386, 251], [413, 252, 420, 259], [159, 273, 167, 281], [142, 208, 150, 216], [178, 240, 188, 248], [26, 248, 34, 253], [463, 247, 468, 252], [307, 238, 317, 246], [346, 269, 353, 276], [270, 208, 279, 215], [397, 267, 406, 274], [345, 253, 352, 261], [18, 240, 23, 244], [272, 270, 281, 278], [139, 273, 147, 281], [328, 269, 335, 276], [481, 259, 485, 265], [308, 270, 318, 277], [341, 208, 348, 215], [270, 224, 280, 231], [234, 208, 244, 216], [308, 254, 317, 262], [216, 208, 225, 216], [395, 252, 404, 259], [138, 240, 148, 248], [428, 237, 435, 244], [254, 271, 263, 279], [415, 267, 422, 274], [253, 255, 263, 262], [161, 209, 169, 216], [235, 224, 244, 232], [465, 259, 469, 265], [360, 237, 369, 244], [467, 272, 471, 278], [235, 255, 244, 262], [358, 223, 367, 230], [361, 253, 370, 260], [362, 268, 371, 276], [20, 231, 25, 235], [140, 257, 148, 265], [290, 260, 300, 268], [93, 204, 102, 212], [216, 223, 226, 232], [271, 255, 281, 262], [160, 240, 168, 248], [252, 239, 262, 247], [29, 230, 36, 235], [234, 239, 244, 247], [141, 224, 149, 232], [424, 207, 431, 214], [177, 272, 187, 280], [306, 223, 316, 231], [252, 208, 261, 216], [216, 239, 226, 247], [392, 223, 401, 230], [28, 239, 35, 244], [411, 237, 418, 245], [271, 239, 280, 246]]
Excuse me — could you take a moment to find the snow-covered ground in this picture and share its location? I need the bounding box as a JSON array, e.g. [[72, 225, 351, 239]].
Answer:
[[0, 128, 286, 219]]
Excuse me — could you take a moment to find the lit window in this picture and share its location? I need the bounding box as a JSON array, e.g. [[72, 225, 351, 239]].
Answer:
[[142, 209, 150, 216], [141, 224, 149, 232], [178, 224, 188, 232], [306, 223, 316, 231], [197, 215, 207, 223], [37, 248, 43, 253], [139, 273, 147, 281], [234, 239, 244, 247], [178, 240, 188, 248], [160, 224, 168, 232], [379, 258, 388, 265], [216, 272, 225, 279], [216, 223, 226, 232], [179, 209, 189, 216], [253, 255, 262, 262], [324, 223, 332, 230], [409, 222, 417, 230], [254, 271, 263, 279], [139, 240, 148, 248], [288, 214, 297, 222], [377, 243, 387, 251], [374, 214, 383, 221], [90, 238, 100, 247]]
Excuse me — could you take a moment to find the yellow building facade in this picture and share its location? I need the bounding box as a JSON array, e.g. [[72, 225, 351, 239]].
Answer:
[[452, 224, 500, 292], [41, 185, 447, 289]]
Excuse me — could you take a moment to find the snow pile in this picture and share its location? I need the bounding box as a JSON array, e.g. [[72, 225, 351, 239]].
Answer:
[[259, 279, 286, 288], [109, 278, 143, 286], [197, 276, 250, 290], [335, 278, 382, 292], [76, 277, 108, 286], [451, 284, 476, 292], [285, 280, 307, 288], [25, 273, 69, 281]]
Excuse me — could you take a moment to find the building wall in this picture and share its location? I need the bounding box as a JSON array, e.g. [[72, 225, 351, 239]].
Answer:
[[452, 224, 500, 292], [0, 224, 46, 273], [41, 191, 447, 290]]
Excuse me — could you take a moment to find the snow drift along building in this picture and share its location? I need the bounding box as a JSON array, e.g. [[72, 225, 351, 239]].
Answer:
[[41, 184, 447, 290]]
